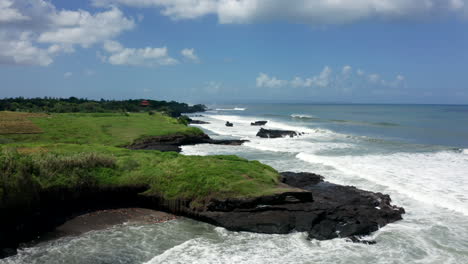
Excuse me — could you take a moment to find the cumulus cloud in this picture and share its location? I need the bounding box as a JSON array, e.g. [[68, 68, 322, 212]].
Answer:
[[0, 0, 134, 66], [102, 40, 178, 66], [342, 65, 352, 75], [0, 32, 53, 66], [258, 66, 334, 89], [38, 7, 134, 48], [92, 0, 468, 25], [181, 48, 199, 62], [256, 65, 406, 91], [368, 73, 381, 83], [0, 0, 30, 23], [256, 73, 288, 88]]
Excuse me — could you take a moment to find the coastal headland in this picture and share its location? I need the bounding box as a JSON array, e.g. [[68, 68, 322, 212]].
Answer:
[[0, 104, 404, 258]]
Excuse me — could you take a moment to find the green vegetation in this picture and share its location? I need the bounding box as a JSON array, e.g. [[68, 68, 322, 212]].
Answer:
[[0, 112, 202, 146], [0, 97, 206, 117], [0, 144, 284, 209], [0, 111, 292, 210]]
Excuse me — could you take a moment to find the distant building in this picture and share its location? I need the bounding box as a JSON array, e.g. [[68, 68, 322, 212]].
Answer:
[[140, 100, 150, 107]]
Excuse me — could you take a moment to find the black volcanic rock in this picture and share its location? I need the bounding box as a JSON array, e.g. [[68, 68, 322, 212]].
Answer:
[[189, 120, 210, 124], [251, 121, 268, 126], [225, 121, 233, 127], [192, 172, 404, 241], [0, 171, 405, 257], [127, 133, 247, 152], [256, 128, 298, 138], [279, 172, 405, 240]]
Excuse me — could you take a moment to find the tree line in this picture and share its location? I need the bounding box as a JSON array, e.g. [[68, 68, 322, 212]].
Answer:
[[0, 97, 206, 117]]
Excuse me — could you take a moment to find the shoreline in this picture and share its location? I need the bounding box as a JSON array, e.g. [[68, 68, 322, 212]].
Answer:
[[25, 208, 177, 247]]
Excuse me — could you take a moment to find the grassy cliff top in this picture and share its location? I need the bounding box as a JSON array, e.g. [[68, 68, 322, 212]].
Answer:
[[0, 111, 295, 209], [0, 144, 288, 209], [0, 112, 202, 146]]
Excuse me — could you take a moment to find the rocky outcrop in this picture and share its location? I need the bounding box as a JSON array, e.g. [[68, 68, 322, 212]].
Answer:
[[0, 171, 405, 258], [256, 128, 298, 138], [189, 120, 210, 124], [251, 121, 268, 126], [225, 121, 233, 127], [184, 116, 210, 124], [279, 172, 404, 240], [190, 172, 404, 241], [126, 133, 247, 152]]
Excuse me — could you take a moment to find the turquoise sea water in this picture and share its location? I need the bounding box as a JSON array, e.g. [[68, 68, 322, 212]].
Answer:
[[3, 104, 468, 264]]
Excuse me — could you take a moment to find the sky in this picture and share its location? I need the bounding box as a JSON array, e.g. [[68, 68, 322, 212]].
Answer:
[[1, 0, 468, 104]]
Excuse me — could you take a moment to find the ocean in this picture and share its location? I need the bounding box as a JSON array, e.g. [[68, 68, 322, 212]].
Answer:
[[3, 104, 468, 264]]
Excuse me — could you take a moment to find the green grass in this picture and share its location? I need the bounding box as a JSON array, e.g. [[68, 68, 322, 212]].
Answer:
[[0, 111, 295, 210], [0, 144, 287, 209], [0, 112, 202, 146]]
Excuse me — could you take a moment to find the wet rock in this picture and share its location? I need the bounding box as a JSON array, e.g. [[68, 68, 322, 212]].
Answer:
[[256, 128, 298, 138], [225, 121, 233, 127], [251, 121, 268, 126], [193, 172, 404, 241], [189, 120, 210, 124]]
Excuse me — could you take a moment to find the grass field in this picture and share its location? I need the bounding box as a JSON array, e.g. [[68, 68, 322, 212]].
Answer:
[[0, 111, 293, 209], [0, 112, 202, 146], [0, 112, 46, 134]]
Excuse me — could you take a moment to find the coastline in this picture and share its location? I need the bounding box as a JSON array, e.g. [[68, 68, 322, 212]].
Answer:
[[34, 208, 177, 244], [0, 111, 406, 259]]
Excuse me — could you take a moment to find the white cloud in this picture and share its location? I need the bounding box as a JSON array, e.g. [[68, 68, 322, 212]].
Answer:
[[38, 7, 134, 48], [0, 32, 53, 66], [0, 0, 30, 23], [257, 66, 333, 89], [257, 65, 406, 90], [181, 48, 199, 62], [342, 65, 352, 75], [92, 0, 468, 25], [368, 74, 381, 83], [64, 72, 72, 78], [314, 66, 332, 87], [0, 0, 134, 66], [102, 40, 178, 66], [256, 73, 287, 88]]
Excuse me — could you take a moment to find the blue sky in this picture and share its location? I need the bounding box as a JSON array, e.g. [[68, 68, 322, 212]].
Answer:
[[1, 0, 468, 104]]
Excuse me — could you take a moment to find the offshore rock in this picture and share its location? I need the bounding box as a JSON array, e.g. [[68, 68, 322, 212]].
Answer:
[[251, 121, 268, 126], [256, 128, 298, 138]]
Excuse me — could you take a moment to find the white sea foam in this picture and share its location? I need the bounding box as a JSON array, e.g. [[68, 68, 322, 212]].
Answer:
[[215, 107, 246, 111], [462, 148, 468, 155], [296, 151, 468, 216], [200, 114, 341, 141], [291, 113, 316, 119]]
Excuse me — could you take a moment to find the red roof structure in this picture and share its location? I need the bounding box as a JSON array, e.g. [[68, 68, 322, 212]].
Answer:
[[140, 100, 150, 107]]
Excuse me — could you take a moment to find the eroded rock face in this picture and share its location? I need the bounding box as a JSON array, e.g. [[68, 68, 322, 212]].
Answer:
[[126, 133, 247, 152], [256, 128, 298, 138], [195, 172, 404, 240], [0, 171, 405, 258]]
